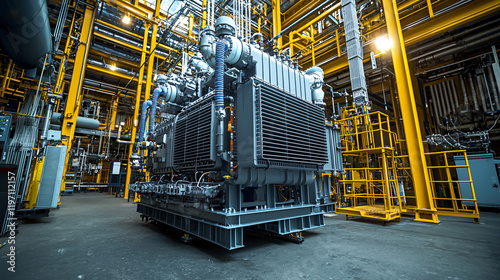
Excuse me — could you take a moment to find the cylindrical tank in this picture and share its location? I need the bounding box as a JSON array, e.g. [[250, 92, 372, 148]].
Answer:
[[51, 112, 100, 130], [0, 0, 52, 69]]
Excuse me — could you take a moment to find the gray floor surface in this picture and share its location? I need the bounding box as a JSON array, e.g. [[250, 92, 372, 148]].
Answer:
[[1, 192, 499, 280]]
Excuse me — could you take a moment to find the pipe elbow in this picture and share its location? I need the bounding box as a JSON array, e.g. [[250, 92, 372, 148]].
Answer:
[[200, 45, 212, 59]]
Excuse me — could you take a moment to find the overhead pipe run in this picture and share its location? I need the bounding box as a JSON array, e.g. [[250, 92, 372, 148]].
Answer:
[[416, 25, 500, 66]]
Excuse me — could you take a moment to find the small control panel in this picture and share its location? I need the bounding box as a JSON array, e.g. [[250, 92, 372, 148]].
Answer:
[[0, 115, 12, 144]]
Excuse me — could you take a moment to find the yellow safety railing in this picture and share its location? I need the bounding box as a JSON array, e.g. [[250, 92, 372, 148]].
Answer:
[[425, 150, 480, 221], [336, 110, 402, 221], [338, 111, 398, 154]]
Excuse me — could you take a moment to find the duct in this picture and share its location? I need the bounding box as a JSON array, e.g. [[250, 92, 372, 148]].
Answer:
[[468, 74, 480, 111], [51, 112, 100, 129], [342, 0, 368, 105], [0, 0, 52, 69]]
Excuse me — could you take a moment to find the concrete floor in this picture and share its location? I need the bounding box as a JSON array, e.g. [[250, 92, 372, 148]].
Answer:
[[1, 193, 499, 280]]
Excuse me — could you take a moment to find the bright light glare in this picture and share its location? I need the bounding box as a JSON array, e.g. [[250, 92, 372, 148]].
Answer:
[[110, 65, 117, 71], [375, 37, 392, 52], [122, 15, 131, 24]]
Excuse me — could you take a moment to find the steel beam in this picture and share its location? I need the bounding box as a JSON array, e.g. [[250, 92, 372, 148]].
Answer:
[[382, 0, 438, 223]]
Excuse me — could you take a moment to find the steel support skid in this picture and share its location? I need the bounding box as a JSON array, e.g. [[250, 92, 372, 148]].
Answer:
[[138, 200, 326, 250]]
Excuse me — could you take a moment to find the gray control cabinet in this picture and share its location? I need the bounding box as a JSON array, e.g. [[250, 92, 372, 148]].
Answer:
[[454, 153, 500, 207]]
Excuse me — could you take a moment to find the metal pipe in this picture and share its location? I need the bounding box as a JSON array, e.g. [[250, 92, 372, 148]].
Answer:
[[416, 25, 500, 65], [138, 99, 152, 143], [269, 1, 333, 44], [433, 84, 445, 118], [407, 17, 500, 56], [487, 66, 500, 111], [446, 80, 459, 114], [459, 75, 470, 110], [429, 85, 441, 126], [438, 82, 451, 116], [468, 74, 480, 111], [482, 69, 495, 111], [53, 0, 70, 52], [40, 102, 54, 149], [117, 126, 133, 144], [475, 74, 489, 112]]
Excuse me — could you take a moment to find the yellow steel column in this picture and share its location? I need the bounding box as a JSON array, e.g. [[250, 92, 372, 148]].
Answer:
[[140, 0, 161, 187], [124, 22, 150, 199], [110, 97, 119, 132], [60, 6, 95, 194], [382, 0, 438, 223], [335, 30, 340, 57], [144, 0, 160, 102], [310, 26, 316, 66], [272, 0, 282, 49], [426, 0, 434, 19], [202, 0, 207, 28], [188, 13, 194, 39], [1, 59, 12, 98]]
